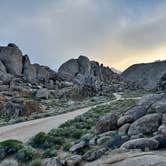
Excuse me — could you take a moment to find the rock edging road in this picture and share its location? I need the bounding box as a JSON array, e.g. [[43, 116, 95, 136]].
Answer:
[[0, 93, 140, 143]]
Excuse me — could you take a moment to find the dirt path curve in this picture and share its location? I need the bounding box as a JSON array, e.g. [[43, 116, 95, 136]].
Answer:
[[0, 93, 140, 143]]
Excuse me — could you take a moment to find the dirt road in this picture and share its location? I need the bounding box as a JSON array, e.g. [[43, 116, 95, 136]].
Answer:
[[0, 93, 140, 142]]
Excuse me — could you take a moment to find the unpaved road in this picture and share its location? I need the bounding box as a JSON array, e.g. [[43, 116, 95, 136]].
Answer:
[[0, 93, 140, 143]]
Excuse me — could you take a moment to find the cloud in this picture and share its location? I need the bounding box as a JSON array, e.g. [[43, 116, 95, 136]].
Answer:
[[0, 0, 166, 70]]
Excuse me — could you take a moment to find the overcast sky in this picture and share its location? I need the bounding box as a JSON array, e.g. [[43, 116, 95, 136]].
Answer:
[[0, 0, 166, 71]]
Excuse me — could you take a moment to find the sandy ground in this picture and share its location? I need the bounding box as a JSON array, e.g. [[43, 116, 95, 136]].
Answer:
[[0, 93, 140, 143]]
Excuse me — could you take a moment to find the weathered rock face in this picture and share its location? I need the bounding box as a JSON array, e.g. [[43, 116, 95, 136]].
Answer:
[[0, 43, 23, 76], [58, 55, 128, 96], [121, 138, 159, 151], [95, 113, 118, 133], [128, 113, 161, 136], [122, 61, 166, 90], [0, 43, 62, 91], [104, 153, 166, 166], [22, 55, 37, 83], [124, 105, 148, 121]]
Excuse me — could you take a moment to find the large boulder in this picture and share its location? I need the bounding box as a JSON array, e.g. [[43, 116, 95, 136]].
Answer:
[[77, 56, 91, 74], [124, 105, 147, 121], [118, 123, 130, 136], [117, 115, 134, 127], [152, 134, 166, 148], [0, 60, 7, 73], [58, 59, 79, 81], [95, 113, 118, 133], [22, 55, 37, 83], [121, 138, 159, 151], [128, 113, 162, 136], [105, 153, 166, 166], [0, 71, 13, 84], [63, 155, 82, 166], [0, 43, 23, 76]]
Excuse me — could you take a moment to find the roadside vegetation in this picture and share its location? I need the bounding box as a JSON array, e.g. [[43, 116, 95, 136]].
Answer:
[[121, 89, 151, 98], [0, 98, 137, 165], [0, 94, 115, 127]]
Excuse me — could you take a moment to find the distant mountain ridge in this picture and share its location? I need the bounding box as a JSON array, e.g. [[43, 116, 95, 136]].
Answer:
[[122, 60, 166, 90]]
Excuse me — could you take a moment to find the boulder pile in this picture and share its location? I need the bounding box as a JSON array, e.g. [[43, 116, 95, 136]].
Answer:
[[58, 56, 138, 97], [69, 93, 166, 162]]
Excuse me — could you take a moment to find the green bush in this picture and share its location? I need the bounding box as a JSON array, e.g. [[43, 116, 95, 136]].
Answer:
[[15, 146, 38, 162], [62, 143, 72, 151], [43, 147, 57, 158], [49, 128, 71, 137], [49, 127, 84, 140], [0, 159, 18, 166], [30, 132, 64, 149], [29, 159, 42, 166], [30, 132, 46, 148], [0, 140, 23, 160], [71, 129, 85, 139]]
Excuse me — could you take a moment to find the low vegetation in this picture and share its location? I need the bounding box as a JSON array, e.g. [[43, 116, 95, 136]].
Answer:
[[121, 89, 151, 98], [0, 140, 23, 160], [0, 99, 137, 164]]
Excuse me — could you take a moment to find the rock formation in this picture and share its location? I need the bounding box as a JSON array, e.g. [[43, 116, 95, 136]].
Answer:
[[122, 61, 166, 90], [58, 55, 130, 97], [0, 43, 133, 118]]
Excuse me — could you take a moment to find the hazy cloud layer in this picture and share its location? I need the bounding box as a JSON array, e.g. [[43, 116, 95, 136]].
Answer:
[[0, 0, 166, 70]]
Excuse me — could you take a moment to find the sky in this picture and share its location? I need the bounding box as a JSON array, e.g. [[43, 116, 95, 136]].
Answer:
[[0, 0, 166, 71]]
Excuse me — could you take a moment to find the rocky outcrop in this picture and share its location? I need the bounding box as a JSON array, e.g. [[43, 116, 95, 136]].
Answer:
[[0, 43, 60, 87], [58, 55, 129, 96], [95, 113, 118, 133], [122, 61, 166, 90], [0, 44, 23, 76], [128, 113, 161, 136], [121, 138, 159, 151]]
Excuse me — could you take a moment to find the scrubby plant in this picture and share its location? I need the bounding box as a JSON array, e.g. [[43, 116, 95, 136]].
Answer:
[[30, 132, 64, 149], [0, 140, 23, 160], [43, 147, 57, 158], [71, 129, 85, 139], [62, 143, 72, 151], [29, 159, 42, 166], [30, 132, 46, 148], [15, 146, 38, 162], [49, 128, 71, 137], [0, 159, 18, 166]]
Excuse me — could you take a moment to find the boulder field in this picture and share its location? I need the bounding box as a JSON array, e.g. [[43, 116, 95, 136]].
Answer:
[[67, 93, 166, 165], [0, 43, 138, 118]]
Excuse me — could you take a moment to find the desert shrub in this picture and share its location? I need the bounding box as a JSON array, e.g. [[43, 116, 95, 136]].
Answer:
[[71, 129, 85, 139], [49, 128, 71, 137], [43, 147, 57, 158], [30, 132, 64, 149], [15, 146, 38, 162], [30, 132, 46, 148], [49, 127, 85, 140], [29, 159, 42, 166], [0, 159, 18, 166], [0, 140, 23, 160], [62, 143, 72, 151]]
